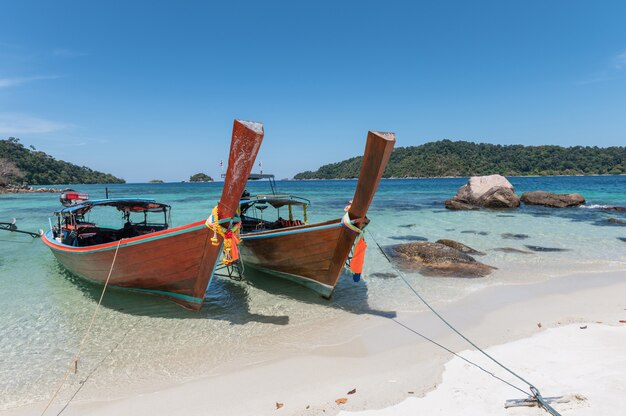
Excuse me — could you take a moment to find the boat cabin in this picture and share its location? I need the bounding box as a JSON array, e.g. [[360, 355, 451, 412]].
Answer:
[[51, 198, 171, 247], [239, 174, 310, 233]]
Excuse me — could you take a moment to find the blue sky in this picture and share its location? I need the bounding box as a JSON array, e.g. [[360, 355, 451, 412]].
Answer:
[[1, 1, 625, 182]]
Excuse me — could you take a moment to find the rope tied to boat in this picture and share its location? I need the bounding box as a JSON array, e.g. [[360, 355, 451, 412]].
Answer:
[[366, 229, 563, 416], [205, 205, 241, 265], [40, 239, 123, 416], [341, 205, 368, 282]]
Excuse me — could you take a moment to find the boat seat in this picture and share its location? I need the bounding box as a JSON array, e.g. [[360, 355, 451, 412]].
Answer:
[[279, 218, 304, 228]]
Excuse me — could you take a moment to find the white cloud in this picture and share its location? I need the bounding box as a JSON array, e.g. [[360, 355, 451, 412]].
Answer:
[[0, 113, 69, 135], [0, 75, 60, 88], [613, 50, 626, 70], [578, 50, 626, 84]]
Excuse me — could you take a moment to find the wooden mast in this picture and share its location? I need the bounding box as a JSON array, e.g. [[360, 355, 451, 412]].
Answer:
[[191, 120, 264, 305], [324, 131, 395, 292]]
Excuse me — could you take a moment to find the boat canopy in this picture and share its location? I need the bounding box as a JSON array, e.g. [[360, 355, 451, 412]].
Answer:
[[248, 173, 275, 180], [53, 198, 170, 217], [240, 194, 309, 210]]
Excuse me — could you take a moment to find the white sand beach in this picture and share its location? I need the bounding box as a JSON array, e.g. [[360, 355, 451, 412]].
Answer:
[[5, 270, 625, 416]]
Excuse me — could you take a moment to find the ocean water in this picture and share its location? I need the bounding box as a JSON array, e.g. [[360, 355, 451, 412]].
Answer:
[[1, 176, 626, 409]]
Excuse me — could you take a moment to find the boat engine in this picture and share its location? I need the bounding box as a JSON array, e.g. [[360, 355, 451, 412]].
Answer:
[[60, 191, 89, 207]]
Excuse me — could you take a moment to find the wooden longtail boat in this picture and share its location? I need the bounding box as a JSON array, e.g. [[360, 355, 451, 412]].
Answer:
[[237, 131, 395, 297], [41, 120, 264, 311]]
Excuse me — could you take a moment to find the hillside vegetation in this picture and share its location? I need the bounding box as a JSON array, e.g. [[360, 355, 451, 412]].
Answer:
[[294, 140, 626, 179], [0, 137, 125, 185]]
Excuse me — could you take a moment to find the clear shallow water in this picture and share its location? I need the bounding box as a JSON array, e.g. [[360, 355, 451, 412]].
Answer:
[[1, 177, 626, 408]]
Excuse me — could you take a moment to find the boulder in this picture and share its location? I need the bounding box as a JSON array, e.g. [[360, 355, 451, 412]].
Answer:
[[520, 191, 585, 208], [445, 175, 520, 210], [435, 239, 485, 255], [388, 242, 496, 278]]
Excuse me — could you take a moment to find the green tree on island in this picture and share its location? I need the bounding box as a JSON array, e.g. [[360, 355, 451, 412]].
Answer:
[[0, 137, 125, 185], [294, 140, 626, 179], [189, 173, 213, 182]]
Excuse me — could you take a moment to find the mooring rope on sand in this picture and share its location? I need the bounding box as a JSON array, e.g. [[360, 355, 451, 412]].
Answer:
[[367, 229, 562, 416], [40, 239, 123, 416]]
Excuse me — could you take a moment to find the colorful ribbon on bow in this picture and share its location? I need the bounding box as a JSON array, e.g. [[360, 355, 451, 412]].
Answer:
[[341, 211, 367, 282], [205, 205, 241, 265]]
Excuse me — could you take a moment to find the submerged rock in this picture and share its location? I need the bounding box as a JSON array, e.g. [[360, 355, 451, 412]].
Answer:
[[461, 230, 489, 235], [618, 237, 626, 243], [387, 242, 496, 278], [436, 239, 485, 255], [494, 247, 534, 254], [601, 206, 626, 213], [501, 233, 530, 240], [445, 175, 520, 210], [369, 272, 398, 279], [606, 218, 626, 225], [389, 235, 428, 241], [520, 191, 585, 208], [525, 245, 570, 252]]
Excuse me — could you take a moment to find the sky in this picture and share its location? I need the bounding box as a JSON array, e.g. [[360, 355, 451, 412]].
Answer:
[[1, 0, 626, 182]]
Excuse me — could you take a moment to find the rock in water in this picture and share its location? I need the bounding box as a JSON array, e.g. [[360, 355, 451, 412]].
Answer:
[[389, 235, 429, 241], [501, 233, 530, 240], [600, 206, 626, 212], [520, 191, 585, 208], [445, 175, 520, 210], [436, 239, 485, 255], [494, 247, 534, 254], [369, 272, 398, 279], [388, 242, 496, 278], [525, 245, 570, 252]]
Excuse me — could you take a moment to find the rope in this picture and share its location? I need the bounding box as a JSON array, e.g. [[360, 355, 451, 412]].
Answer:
[[40, 239, 123, 416], [368, 230, 562, 416], [205, 205, 241, 265], [341, 211, 368, 281]]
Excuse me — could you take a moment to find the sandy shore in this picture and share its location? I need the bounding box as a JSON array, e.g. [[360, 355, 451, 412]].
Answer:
[[5, 270, 625, 416]]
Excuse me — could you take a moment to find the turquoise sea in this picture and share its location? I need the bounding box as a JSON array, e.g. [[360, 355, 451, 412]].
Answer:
[[1, 176, 626, 409]]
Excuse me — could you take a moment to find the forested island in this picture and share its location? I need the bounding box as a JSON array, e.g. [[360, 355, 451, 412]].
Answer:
[[294, 140, 626, 179], [189, 173, 213, 182], [0, 137, 125, 185]]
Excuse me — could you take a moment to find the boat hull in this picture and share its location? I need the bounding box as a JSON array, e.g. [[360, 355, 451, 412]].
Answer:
[[43, 221, 220, 310], [238, 130, 395, 298], [239, 219, 356, 297]]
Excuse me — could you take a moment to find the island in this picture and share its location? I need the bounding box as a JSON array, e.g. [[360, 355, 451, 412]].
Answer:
[[294, 140, 626, 179], [0, 137, 125, 186], [189, 173, 214, 182]]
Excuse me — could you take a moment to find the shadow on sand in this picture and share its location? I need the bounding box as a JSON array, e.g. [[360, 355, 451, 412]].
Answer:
[[57, 263, 396, 324], [242, 266, 397, 319], [57, 266, 289, 325]]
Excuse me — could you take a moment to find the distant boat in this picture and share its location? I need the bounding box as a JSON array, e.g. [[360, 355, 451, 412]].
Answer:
[[237, 131, 395, 297], [41, 120, 264, 311]]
